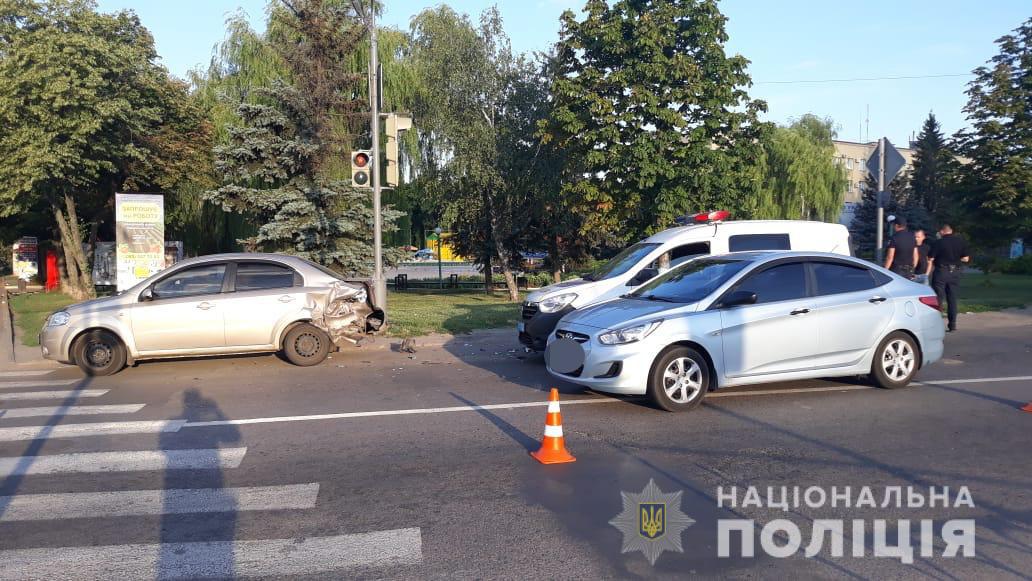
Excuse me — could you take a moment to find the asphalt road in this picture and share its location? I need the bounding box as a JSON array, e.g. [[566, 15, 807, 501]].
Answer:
[[0, 309, 1029, 579]]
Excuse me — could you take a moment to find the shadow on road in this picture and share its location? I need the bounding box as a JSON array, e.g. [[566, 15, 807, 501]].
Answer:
[[159, 389, 241, 579]]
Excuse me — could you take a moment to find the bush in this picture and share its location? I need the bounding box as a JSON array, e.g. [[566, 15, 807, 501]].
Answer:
[[998, 254, 1032, 275]]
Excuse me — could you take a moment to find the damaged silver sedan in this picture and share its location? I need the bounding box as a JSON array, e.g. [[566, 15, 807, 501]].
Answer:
[[38, 253, 386, 375]]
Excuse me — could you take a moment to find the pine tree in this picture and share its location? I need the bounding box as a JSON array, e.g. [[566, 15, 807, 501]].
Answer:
[[955, 18, 1032, 246], [907, 113, 959, 223], [205, 0, 400, 275], [850, 174, 929, 258]]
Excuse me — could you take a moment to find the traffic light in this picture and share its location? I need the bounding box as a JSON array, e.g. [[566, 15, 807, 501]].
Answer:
[[385, 114, 412, 188], [351, 150, 372, 189]]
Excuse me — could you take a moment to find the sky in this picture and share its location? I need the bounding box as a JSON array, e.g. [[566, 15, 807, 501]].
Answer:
[[96, 0, 1029, 146]]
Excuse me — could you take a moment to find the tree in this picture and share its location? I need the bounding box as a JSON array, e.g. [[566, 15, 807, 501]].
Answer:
[[205, 0, 401, 275], [850, 173, 929, 258], [954, 18, 1032, 247], [907, 113, 959, 223], [0, 0, 176, 299], [544, 0, 770, 244], [756, 115, 846, 221], [410, 6, 548, 301]]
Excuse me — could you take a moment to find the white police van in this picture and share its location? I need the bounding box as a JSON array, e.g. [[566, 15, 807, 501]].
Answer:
[[518, 211, 852, 350]]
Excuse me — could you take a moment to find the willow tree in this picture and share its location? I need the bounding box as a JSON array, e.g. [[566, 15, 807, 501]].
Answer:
[[410, 6, 549, 301], [756, 115, 847, 222]]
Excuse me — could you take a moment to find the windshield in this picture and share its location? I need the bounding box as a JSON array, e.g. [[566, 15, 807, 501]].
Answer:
[[629, 258, 748, 303], [586, 243, 660, 281]]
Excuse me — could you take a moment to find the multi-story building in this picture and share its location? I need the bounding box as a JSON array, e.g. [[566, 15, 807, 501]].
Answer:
[[833, 139, 914, 227]]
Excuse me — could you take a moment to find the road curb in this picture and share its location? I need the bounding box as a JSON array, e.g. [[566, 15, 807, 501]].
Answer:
[[0, 286, 14, 366]]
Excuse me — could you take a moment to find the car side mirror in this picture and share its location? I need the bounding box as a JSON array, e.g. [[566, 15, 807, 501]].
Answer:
[[139, 287, 154, 302], [627, 267, 659, 286], [720, 290, 757, 308]]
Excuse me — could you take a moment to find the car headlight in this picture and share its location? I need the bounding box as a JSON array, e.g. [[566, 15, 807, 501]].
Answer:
[[46, 311, 71, 327], [538, 293, 577, 313], [598, 320, 663, 345]]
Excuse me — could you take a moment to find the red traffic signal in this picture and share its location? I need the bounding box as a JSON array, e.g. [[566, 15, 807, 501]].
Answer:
[[353, 152, 370, 168], [351, 150, 372, 188]]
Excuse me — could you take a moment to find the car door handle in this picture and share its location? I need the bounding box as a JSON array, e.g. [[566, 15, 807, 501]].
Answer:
[[790, 308, 810, 315], [196, 302, 215, 310], [869, 296, 888, 304], [278, 295, 295, 303]]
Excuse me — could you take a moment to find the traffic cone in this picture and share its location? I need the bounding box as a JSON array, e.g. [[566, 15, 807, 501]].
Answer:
[[530, 388, 576, 464], [1022, 402, 1032, 413]]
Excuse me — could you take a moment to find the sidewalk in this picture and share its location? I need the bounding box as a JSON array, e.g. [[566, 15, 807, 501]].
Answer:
[[0, 288, 60, 370]]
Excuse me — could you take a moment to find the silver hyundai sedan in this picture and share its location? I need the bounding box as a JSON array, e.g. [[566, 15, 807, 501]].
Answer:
[[545, 251, 946, 411], [40, 253, 384, 375]]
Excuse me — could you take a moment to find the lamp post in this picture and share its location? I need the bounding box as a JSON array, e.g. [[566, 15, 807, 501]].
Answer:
[[434, 227, 443, 289]]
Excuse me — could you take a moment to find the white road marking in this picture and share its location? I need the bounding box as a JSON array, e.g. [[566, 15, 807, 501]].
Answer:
[[0, 528, 423, 579], [0, 370, 55, 378], [0, 379, 81, 389], [0, 448, 247, 478], [916, 375, 1032, 385], [0, 390, 109, 401], [0, 404, 145, 419], [179, 374, 1032, 429], [0, 420, 185, 442], [0, 483, 319, 522], [184, 397, 621, 428]]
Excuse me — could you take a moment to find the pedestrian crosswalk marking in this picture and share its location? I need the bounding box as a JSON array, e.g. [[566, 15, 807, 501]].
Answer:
[[0, 483, 320, 522], [0, 419, 185, 442], [0, 528, 422, 579], [0, 370, 55, 378], [0, 448, 248, 478], [0, 379, 81, 389], [0, 403, 145, 419], [0, 389, 109, 401]]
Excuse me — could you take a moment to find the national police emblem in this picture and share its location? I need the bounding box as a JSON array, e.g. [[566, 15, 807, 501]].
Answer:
[[609, 479, 695, 565]]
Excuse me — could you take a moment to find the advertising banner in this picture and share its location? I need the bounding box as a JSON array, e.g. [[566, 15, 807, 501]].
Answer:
[[12, 236, 39, 282], [115, 193, 164, 291], [92, 242, 116, 286]]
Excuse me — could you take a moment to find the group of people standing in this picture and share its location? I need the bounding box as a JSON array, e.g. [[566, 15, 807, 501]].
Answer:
[[884, 217, 970, 332]]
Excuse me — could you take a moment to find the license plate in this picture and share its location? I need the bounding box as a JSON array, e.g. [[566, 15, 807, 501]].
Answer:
[[517, 321, 525, 333]]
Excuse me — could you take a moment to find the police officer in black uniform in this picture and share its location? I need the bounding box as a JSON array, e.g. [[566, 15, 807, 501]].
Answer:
[[884, 217, 918, 279], [928, 224, 970, 332]]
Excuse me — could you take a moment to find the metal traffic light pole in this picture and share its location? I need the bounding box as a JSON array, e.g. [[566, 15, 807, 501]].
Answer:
[[875, 137, 886, 264], [367, 2, 386, 310]]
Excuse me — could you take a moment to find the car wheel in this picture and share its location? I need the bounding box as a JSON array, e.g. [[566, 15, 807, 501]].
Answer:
[[283, 323, 331, 367], [647, 346, 710, 412], [72, 330, 127, 376], [870, 332, 919, 389]]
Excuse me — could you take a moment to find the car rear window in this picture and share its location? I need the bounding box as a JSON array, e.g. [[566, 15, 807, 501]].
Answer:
[[728, 233, 791, 252], [812, 262, 879, 295], [235, 262, 296, 291]]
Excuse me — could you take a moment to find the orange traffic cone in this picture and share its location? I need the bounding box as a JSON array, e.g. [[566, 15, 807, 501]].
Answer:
[[530, 388, 576, 464], [1022, 402, 1032, 413]]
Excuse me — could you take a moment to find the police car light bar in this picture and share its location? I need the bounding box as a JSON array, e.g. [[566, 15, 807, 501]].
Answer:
[[693, 210, 730, 223]]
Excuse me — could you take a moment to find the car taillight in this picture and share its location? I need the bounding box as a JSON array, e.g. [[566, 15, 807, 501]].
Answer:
[[919, 296, 940, 311]]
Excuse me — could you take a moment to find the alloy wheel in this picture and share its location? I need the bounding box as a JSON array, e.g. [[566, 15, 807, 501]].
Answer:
[[662, 356, 703, 403], [881, 339, 915, 382]]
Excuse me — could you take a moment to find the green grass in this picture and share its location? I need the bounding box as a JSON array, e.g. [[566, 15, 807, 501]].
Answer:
[[386, 290, 523, 336], [956, 274, 1032, 313], [8, 291, 76, 347]]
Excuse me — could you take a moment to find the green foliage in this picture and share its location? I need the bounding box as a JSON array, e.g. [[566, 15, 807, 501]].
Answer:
[[907, 113, 960, 224], [544, 0, 770, 243], [756, 115, 846, 221], [849, 173, 929, 258], [409, 6, 548, 299], [955, 18, 1032, 246], [205, 0, 401, 275]]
